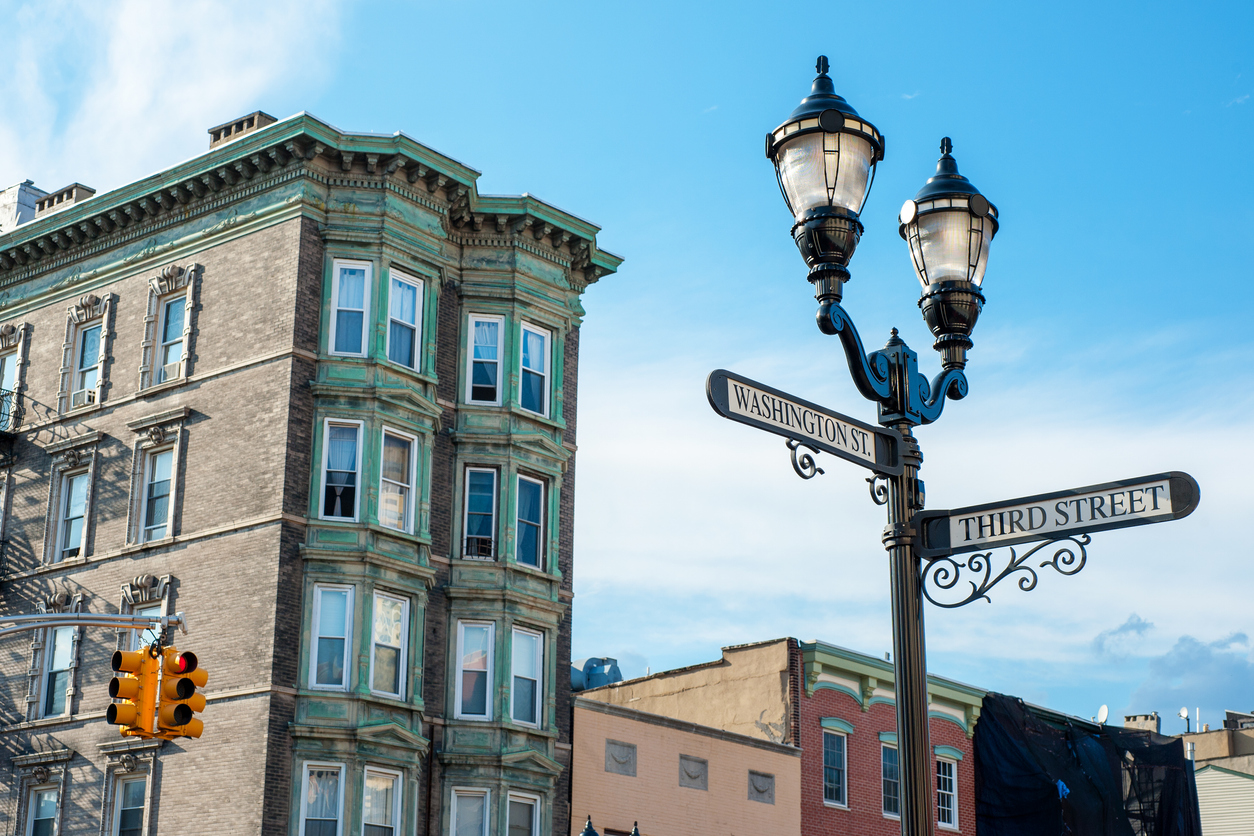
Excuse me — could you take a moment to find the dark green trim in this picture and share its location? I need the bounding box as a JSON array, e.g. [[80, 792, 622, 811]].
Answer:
[[820, 717, 855, 734]]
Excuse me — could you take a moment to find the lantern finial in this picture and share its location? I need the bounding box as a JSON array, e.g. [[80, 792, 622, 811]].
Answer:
[[940, 136, 952, 156], [816, 55, 829, 76]]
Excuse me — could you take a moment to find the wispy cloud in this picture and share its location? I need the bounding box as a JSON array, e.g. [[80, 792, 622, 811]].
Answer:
[[0, 0, 341, 194], [1227, 94, 1249, 106], [902, 91, 921, 100], [702, 105, 719, 114], [1092, 613, 1154, 659]]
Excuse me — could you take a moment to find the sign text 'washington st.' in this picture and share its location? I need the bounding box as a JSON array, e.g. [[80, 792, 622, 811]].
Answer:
[[916, 472, 1200, 559], [706, 369, 902, 476]]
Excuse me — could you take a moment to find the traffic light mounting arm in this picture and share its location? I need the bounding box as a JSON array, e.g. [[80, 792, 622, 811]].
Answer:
[[0, 611, 187, 640]]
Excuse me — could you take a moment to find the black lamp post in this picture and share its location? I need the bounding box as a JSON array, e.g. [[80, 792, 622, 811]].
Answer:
[[766, 58, 999, 836]]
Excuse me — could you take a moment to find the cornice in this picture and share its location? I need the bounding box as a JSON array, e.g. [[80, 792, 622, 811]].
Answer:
[[0, 113, 622, 293]]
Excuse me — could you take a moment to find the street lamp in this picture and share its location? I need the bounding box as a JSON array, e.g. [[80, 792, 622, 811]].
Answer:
[[767, 58, 998, 836]]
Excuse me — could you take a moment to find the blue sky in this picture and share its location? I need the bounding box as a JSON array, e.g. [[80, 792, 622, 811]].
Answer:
[[2, 0, 1252, 732]]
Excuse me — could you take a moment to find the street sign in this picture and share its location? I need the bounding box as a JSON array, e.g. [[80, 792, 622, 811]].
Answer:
[[916, 471, 1200, 559], [706, 369, 903, 476]]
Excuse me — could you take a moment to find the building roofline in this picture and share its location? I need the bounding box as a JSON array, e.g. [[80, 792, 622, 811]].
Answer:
[[1194, 763, 1254, 780], [799, 638, 987, 701], [573, 695, 802, 757]]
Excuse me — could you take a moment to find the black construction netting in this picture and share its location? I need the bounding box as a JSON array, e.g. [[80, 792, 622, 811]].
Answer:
[[974, 692, 1202, 836]]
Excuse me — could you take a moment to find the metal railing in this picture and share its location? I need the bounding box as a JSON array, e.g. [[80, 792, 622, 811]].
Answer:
[[463, 537, 495, 560]]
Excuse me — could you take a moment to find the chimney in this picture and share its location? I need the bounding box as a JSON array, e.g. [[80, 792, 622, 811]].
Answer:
[[1123, 712, 1161, 734], [0, 180, 48, 234], [35, 184, 96, 219], [208, 111, 277, 149]]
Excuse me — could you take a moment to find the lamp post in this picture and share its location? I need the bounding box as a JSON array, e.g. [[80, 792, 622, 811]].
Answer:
[[765, 57, 999, 836]]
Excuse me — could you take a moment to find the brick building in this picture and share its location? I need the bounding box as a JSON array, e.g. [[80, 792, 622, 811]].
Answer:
[[0, 110, 619, 835], [578, 638, 983, 836]]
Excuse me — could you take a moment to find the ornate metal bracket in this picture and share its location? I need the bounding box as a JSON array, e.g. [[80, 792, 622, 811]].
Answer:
[[828, 304, 893, 403], [920, 534, 1091, 608], [866, 474, 889, 505], [786, 439, 825, 479]]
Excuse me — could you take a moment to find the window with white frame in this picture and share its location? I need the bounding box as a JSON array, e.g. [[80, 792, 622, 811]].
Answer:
[[371, 593, 408, 698], [823, 731, 847, 806], [0, 350, 18, 429], [511, 628, 542, 726], [311, 586, 352, 690], [362, 768, 401, 836], [882, 745, 900, 818], [519, 323, 550, 416], [321, 421, 361, 521], [937, 758, 957, 829], [42, 626, 74, 717], [379, 430, 415, 532], [299, 763, 344, 836], [130, 603, 163, 653], [515, 475, 544, 568], [463, 468, 496, 558], [27, 786, 57, 836], [466, 315, 502, 405], [155, 295, 186, 383], [56, 470, 88, 561], [141, 448, 173, 541], [114, 776, 145, 836], [330, 260, 371, 357], [456, 621, 493, 719], [387, 271, 422, 370], [451, 789, 489, 836], [72, 322, 102, 407], [507, 794, 539, 836]]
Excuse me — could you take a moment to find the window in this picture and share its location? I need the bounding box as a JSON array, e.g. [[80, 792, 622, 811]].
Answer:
[[456, 621, 493, 719], [299, 763, 343, 836], [27, 787, 57, 836], [43, 626, 73, 717], [56, 471, 88, 560], [515, 476, 544, 568], [321, 421, 361, 521], [511, 628, 542, 726], [937, 758, 957, 829], [387, 271, 422, 369], [0, 350, 18, 429], [371, 593, 408, 698], [823, 731, 847, 806], [362, 768, 400, 836], [330, 260, 370, 356], [72, 323, 101, 406], [519, 323, 550, 416], [451, 789, 488, 836], [311, 586, 352, 690], [507, 794, 538, 836], [156, 296, 186, 383], [142, 449, 173, 541], [379, 431, 415, 532], [466, 315, 502, 405], [114, 777, 145, 836], [130, 604, 163, 652], [882, 745, 900, 818], [463, 468, 496, 558]]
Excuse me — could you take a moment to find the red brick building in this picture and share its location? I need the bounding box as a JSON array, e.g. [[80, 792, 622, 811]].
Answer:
[[579, 638, 984, 836]]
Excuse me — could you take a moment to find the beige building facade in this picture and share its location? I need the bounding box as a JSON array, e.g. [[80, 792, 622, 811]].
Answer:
[[571, 696, 801, 836]]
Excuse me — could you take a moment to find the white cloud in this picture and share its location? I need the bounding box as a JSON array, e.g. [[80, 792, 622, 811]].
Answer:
[[0, 0, 341, 194]]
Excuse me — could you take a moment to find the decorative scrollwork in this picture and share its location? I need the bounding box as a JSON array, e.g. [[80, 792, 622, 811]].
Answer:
[[921, 534, 1092, 608], [786, 439, 824, 479], [866, 474, 889, 505]]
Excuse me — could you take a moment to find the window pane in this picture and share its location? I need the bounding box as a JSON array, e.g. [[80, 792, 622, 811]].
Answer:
[[133, 604, 162, 650], [461, 625, 490, 716], [454, 793, 486, 836], [382, 435, 410, 485], [32, 789, 57, 836], [883, 746, 900, 815], [118, 779, 145, 836], [521, 329, 546, 374], [473, 321, 498, 360], [466, 471, 495, 540], [388, 322, 415, 367], [162, 298, 185, 343], [306, 768, 341, 819], [79, 325, 101, 369], [50, 626, 73, 670], [512, 678, 536, 724], [363, 773, 395, 829], [319, 590, 347, 637], [372, 646, 400, 695], [512, 631, 538, 679], [45, 669, 68, 715], [390, 278, 417, 325], [508, 799, 534, 836], [145, 450, 172, 538], [119, 807, 143, 836], [824, 732, 845, 804], [65, 473, 87, 521], [316, 589, 348, 687], [937, 759, 956, 825], [334, 310, 363, 354], [517, 480, 542, 526], [521, 370, 544, 414], [122, 778, 146, 808], [316, 639, 345, 686], [324, 426, 358, 518], [338, 268, 365, 309]]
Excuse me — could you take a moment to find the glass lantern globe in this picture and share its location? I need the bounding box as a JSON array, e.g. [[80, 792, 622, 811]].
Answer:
[[767, 56, 884, 323], [898, 138, 998, 370]]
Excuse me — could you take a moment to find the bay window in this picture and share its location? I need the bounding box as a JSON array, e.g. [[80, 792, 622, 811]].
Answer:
[[311, 585, 352, 690], [330, 260, 370, 357], [321, 421, 361, 521], [456, 621, 493, 719], [387, 271, 422, 369], [466, 315, 502, 405], [515, 476, 544, 568], [519, 323, 550, 416]]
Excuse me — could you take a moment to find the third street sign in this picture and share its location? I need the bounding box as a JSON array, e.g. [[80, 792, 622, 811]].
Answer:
[[706, 369, 903, 476], [916, 471, 1201, 559]]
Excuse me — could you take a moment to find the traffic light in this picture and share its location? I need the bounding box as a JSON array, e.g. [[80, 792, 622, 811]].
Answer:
[[156, 647, 207, 739], [107, 649, 158, 738]]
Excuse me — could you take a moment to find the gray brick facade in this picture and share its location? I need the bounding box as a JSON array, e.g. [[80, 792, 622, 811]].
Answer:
[[0, 113, 619, 836]]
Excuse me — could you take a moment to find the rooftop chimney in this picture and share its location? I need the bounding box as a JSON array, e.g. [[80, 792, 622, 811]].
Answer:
[[0, 180, 48, 235], [1123, 712, 1161, 734], [35, 183, 96, 219], [208, 111, 277, 149]]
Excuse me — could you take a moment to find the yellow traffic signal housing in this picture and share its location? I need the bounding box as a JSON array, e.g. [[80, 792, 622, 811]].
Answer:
[[107, 649, 158, 738], [156, 648, 207, 739]]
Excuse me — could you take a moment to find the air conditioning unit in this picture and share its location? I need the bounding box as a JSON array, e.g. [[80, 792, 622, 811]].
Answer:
[[158, 362, 181, 383], [70, 389, 96, 408]]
